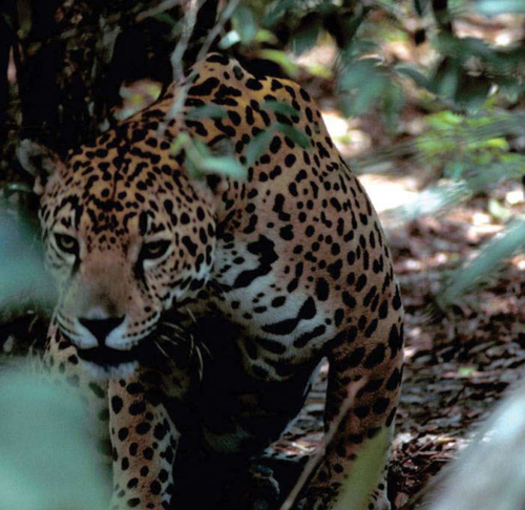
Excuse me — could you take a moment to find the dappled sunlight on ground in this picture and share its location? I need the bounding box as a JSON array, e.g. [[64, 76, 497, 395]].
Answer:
[[321, 109, 373, 158], [358, 174, 420, 213]]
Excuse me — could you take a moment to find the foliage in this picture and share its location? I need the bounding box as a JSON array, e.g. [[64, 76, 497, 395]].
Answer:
[[0, 367, 110, 509], [436, 219, 525, 310], [373, 109, 525, 217], [0, 192, 56, 315], [356, 105, 525, 308], [427, 378, 525, 510], [222, 0, 525, 119]]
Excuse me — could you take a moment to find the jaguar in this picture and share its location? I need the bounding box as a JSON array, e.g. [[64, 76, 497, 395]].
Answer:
[[18, 52, 404, 510]]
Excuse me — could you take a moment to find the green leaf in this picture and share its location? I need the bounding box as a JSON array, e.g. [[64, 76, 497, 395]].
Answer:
[[383, 181, 471, 225], [186, 104, 227, 120], [256, 49, 299, 78], [339, 59, 391, 117], [0, 371, 110, 509], [425, 110, 463, 129], [458, 366, 476, 377], [436, 219, 525, 309], [488, 198, 512, 221], [336, 428, 390, 510], [3, 182, 32, 198], [444, 160, 465, 180], [395, 64, 430, 89], [414, 0, 430, 16], [476, 0, 525, 15], [233, 5, 258, 45], [183, 138, 246, 180], [245, 130, 274, 166], [275, 123, 311, 149], [291, 16, 323, 56], [262, 0, 297, 27], [0, 213, 57, 311], [219, 30, 241, 49], [197, 156, 247, 180], [152, 12, 177, 26], [261, 100, 300, 118], [254, 29, 279, 45], [431, 59, 461, 101], [169, 132, 191, 157], [382, 82, 405, 130], [338, 59, 382, 90]]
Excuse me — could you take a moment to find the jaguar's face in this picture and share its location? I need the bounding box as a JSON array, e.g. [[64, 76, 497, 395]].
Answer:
[[37, 147, 217, 370]]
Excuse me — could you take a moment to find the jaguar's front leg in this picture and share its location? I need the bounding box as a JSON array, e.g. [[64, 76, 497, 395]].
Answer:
[[107, 372, 180, 510], [45, 321, 184, 510], [297, 314, 404, 510]]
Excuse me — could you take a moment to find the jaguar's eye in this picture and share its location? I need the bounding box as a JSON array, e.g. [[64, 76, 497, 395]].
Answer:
[[54, 233, 79, 256], [140, 240, 171, 260]]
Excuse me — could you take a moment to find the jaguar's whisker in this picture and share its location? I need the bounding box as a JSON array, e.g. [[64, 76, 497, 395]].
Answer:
[[154, 340, 170, 360]]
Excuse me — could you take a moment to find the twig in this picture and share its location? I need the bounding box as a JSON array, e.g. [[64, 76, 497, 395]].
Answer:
[[135, 0, 183, 22], [158, 0, 240, 136], [170, 0, 203, 86]]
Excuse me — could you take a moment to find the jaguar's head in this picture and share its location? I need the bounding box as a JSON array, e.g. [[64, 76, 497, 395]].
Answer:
[[18, 137, 217, 373]]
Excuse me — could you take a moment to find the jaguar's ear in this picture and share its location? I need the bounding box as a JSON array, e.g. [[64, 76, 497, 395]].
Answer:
[[16, 139, 64, 196]]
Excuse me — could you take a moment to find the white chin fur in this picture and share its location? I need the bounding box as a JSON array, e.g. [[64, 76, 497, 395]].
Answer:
[[81, 359, 139, 381]]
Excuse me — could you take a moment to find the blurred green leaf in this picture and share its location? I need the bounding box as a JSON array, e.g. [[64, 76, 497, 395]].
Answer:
[[257, 49, 300, 77], [254, 29, 279, 45], [431, 58, 461, 101], [219, 30, 241, 49], [152, 12, 177, 26], [3, 182, 32, 197], [382, 82, 405, 130], [395, 64, 430, 89], [0, 211, 56, 312], [0, 370, 110, 509], [16, 0, 32, 37], [185, 138, 247, 180], [339, 59, 391, 117], [488, 198, 512, 222], [336, 427, 390, 510], [476, 0, 525, 15], [383, 181, 471, 225], [197, 156, 247, 179], [275, 123, 311, 149], [233, 5, 258, 45], [186, 104, 227, 120], [261, 100, 300, 118], [262, 0, 297, 27], [246, 130, 274, 165], [414, 0, 431, 16], [291, 15, 323, 56], [458, 366, 477, 377], [436, 219, 525, 309]]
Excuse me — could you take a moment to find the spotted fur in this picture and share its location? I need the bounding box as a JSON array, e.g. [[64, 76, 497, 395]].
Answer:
[[20, 52, 404, 510]]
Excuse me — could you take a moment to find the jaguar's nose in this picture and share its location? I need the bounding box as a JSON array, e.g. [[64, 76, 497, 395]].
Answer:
[[79, 316, 125, 345]]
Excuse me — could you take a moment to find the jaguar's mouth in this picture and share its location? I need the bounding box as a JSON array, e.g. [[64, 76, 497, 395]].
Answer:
[[77, 342, 146, 367]]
